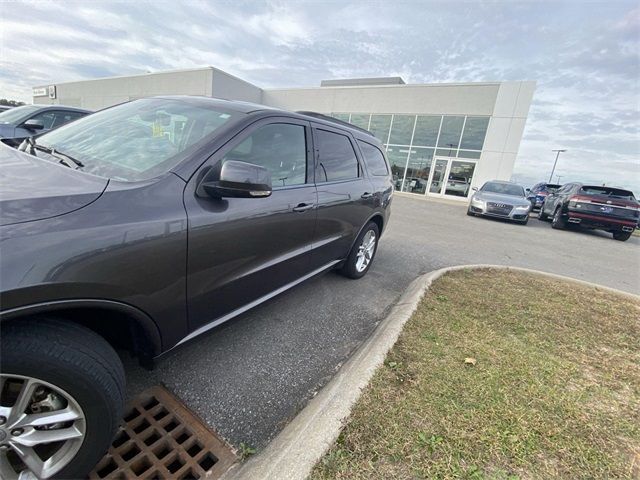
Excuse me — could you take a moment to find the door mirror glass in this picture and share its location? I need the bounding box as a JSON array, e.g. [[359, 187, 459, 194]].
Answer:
[[199, 160, 272, 199], [22, 119, 44, 130]]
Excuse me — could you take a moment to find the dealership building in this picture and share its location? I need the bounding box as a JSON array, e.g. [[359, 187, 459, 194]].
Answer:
[[33, 67, 535, 200]]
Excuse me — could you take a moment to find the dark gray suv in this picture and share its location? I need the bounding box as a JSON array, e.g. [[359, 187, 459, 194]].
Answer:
[[0, 96, 392, 479]]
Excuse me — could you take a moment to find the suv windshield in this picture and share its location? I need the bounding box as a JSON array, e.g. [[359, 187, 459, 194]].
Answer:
[[0, 105, 40, 124], [36, 98, 243, 181], [481, 182, 525, 196], [580, 186, 636, 200]]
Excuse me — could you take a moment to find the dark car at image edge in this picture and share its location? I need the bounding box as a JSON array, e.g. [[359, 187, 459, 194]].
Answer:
[[0, 96, 393, 479], [0, 104, 91, 147], [539, 182, 639, 241]]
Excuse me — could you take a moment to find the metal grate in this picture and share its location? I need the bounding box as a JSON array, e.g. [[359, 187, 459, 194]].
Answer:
[[89, 386, 236, 479]]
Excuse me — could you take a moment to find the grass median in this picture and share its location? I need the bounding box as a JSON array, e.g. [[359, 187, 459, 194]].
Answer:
[[311, 269, 640, 479]]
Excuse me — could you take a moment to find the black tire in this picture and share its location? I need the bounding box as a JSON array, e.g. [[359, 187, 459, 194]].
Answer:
[[538, 207, 548, 221], [519, 215, 529, 225], [339, 221, 380, 279], [551, 207, 566, 230], [0, 318, 125, 479], [612, 231, 632, 242], [466, 207, 474, 216]]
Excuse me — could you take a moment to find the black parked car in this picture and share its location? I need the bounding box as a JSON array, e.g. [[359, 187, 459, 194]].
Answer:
[[539, 182, 639, 241], [526, 182, 561, 210], [0, 104, 90, 147], [0, 96, 392, 479]]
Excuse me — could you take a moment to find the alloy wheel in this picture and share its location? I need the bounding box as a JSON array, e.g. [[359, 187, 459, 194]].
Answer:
[[355, 230, 377, 273], [0, 375, 86, 480]]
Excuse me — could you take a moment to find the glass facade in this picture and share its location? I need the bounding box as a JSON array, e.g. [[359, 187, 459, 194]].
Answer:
[[329, 112, 489, 198], [369, 115, 392, 142], [388, 115, 415, 146]]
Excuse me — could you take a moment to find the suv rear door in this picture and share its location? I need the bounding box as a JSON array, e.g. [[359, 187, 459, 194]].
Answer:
[[183, 117, 318, 334], [310, 123, 375, 269]]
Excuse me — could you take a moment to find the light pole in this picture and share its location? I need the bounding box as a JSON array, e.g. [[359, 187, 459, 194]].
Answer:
[[549, 149, 566, 182]]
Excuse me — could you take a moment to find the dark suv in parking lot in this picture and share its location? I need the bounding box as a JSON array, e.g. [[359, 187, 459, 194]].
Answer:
[[526, 182, 561, 210], [0, 104, 90, 147], [539, 183, 639, 241], [0, 97, 392, 479]]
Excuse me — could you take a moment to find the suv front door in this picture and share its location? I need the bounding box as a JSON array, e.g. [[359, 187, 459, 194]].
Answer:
[[184, 118, 318, 334]]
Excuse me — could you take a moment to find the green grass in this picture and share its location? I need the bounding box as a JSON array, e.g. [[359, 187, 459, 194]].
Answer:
[[311, 269, 640, 479]]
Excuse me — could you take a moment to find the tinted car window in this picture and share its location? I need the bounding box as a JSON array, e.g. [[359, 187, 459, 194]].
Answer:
[[358, 140, 388, 176], [316, 129, 359, 182], [51, 111, 85, 128], [579, 186, 635, 199], [223, 123, 307, 188], [29, 111, 57, 129]]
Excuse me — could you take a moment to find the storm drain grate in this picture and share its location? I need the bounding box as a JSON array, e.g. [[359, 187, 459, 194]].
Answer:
[[89, 386, 237, 479]]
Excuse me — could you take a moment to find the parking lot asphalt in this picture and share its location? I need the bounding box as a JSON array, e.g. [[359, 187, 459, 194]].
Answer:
[[124, 193, 640, 451]]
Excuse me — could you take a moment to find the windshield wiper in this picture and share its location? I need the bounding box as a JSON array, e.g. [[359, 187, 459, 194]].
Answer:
[[33, 145, 84, 169]]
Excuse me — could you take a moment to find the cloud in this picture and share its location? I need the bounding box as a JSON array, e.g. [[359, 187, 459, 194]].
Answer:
[[0, 0, 638, 192]]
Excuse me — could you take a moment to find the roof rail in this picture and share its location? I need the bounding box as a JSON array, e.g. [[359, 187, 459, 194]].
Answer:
[[295, 111, 376, 138]]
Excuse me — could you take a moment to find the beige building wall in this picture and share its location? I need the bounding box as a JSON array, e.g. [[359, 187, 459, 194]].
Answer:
[[33, 67, 262, 110], [261, 83, 500, 116]]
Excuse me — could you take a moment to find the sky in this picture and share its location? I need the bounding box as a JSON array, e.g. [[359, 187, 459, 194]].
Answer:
[[1, 0, 639, 192]]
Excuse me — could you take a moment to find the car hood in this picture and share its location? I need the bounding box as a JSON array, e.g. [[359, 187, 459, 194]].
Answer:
[[0, 144, 108, 226], [473, 191, 530, 206]]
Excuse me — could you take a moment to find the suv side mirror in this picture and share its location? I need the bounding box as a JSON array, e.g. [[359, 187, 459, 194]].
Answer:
[[22, 119, 44, 131], [472, 187, 479, 191], [198, 160, 272, 199]]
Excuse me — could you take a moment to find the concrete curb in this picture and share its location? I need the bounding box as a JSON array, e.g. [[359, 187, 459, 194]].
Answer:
[[222, 265, 639, 480]]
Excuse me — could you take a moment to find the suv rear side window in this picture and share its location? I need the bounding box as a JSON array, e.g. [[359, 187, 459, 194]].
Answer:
[[315, 129, 359, 182], [223, 123, 307, 188], [358, 140, 388, 176]]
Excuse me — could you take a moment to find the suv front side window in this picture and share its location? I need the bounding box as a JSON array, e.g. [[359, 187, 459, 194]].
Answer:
[[28, 111, 57, 129], [222, 123, 307, 188], [315, 129, 360, 182]]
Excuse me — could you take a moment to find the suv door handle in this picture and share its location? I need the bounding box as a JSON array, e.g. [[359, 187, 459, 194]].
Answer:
[[361, 192, 374, 199], [293, 203, 315, 212]]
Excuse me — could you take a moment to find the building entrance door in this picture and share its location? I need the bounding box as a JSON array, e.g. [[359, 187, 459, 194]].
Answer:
[[428, 158, 449, 195], [427, 157, 478, 199]]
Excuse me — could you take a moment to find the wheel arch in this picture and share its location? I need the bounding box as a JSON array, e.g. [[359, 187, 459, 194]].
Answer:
[[0, 299, 162, 362], [345, 212, 385, 256], [368, 213, 384, 234]]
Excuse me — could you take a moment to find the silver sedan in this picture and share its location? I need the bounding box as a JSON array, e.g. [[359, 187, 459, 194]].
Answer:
[[467, 180, 532, 224]]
